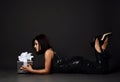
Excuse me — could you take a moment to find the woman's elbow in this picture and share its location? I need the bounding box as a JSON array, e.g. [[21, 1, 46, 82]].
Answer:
[[44, 69, 51, 74]]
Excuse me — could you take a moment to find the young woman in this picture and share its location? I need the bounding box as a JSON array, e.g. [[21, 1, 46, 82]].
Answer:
[[21, 32, 112, 74]]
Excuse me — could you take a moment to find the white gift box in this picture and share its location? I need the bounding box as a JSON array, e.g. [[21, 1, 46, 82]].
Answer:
[[17, 52, 34, 73], [17, 61, 33, 73]]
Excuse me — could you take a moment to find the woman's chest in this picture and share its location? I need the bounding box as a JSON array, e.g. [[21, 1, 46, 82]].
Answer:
[[32, 54, 45, 69]]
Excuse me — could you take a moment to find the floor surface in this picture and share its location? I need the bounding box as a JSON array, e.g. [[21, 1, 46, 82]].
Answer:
[[0, 70, 120, 82]]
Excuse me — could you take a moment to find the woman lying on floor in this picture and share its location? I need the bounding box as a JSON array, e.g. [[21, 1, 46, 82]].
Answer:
[[20, 32, 112, 74]]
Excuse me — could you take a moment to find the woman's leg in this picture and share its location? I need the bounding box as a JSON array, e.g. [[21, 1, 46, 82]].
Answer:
[[95, 32, 111, 52], [94, 38, 102, 53], [101, 37, 109, 51], [94, 35, 110, 74]]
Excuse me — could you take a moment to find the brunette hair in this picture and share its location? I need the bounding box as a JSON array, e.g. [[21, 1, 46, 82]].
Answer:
[[32, 34, 53, 54]]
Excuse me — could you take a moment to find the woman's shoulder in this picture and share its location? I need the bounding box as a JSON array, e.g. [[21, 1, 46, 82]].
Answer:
[[44, 48, 54, 57], [45, 48, 54, 53]]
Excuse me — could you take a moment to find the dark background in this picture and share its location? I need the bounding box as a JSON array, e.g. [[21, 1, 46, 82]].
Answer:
[[0, 0, 119, 71]]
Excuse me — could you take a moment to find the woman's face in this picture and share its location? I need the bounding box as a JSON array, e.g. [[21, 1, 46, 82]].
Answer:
[[34, 40, 41, 52]]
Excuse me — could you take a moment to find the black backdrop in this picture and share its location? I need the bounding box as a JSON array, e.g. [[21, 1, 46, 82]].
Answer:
[[0, 0, 119, 71]]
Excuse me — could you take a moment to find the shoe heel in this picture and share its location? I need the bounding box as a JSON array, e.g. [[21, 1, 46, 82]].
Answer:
[[101, 32, 112, 41]]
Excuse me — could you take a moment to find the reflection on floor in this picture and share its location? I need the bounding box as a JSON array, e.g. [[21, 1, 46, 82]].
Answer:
[[0, 70, 120, 82]]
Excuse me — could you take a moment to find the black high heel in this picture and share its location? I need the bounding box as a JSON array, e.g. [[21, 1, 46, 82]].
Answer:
[[100, 32, 112, 45], [101, 32, 112, 42], [90, 32, 112, 48]]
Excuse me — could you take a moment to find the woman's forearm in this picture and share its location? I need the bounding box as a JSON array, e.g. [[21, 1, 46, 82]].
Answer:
[[30, 69, 50, 74]]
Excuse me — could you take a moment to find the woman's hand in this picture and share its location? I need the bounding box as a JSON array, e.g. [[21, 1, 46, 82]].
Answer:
[[20, 64, 33, 72]]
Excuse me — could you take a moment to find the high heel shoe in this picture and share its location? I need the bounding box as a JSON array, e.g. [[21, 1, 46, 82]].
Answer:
[[100, 32, 112, 45], [90, 32, 112, 48], [101, 32, 112, 41]]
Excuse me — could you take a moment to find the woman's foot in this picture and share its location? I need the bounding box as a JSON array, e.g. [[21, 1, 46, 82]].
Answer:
[[90, 35, 101, 48], [94, 38, 102, 53], [90, 32, 112, 48], [90, 36, 102, 53]]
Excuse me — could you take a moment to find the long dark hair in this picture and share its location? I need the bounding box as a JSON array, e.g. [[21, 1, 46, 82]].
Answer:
[[32, 34, 53, 54]]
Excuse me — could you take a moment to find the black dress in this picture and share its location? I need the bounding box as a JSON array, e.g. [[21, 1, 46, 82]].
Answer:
[[32, 54, 45, 70], [52, 50, 111, 74], [32, 50, 110, 74]]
